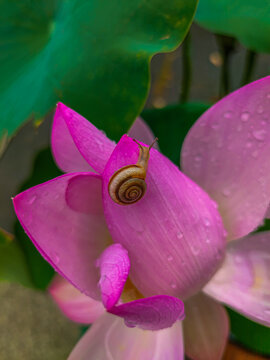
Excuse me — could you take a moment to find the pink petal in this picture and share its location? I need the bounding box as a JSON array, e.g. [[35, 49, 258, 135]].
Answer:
[[102, 135, 226, 299], [181, 76, 270, 241], [96, 243, 130, 309], [128, 117, 159, 149], [13, 173, 110, 299], [204, 231, 270, 327], [68, 313, 184, 360], [109, 295, 184, 330], [49, 275, 104, 324], [51, 103, 115, 174], [184, 292, 229, 360]]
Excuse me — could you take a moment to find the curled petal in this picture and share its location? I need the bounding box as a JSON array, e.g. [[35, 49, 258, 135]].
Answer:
[[204, 231, 270, 327], [97, 243, 130, 309], [103, 135, 226, 299], [51, 103, 115, 174], [68, 313, 184, 360], [13, 173, 110, 299], [181, 76, 270, 240], [184, 293, 229, 360], [109, 295, 184, 330], [128, 117, 159, 149], [49, 275, 104, 324]]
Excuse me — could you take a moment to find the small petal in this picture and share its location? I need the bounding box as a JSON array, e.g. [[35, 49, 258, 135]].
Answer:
[[51, 103, 115, 174], [13, 173, 110, 299], [68, 313, 184, 360], [103, 135, 226, 299], [109, 295, 184, 330], [181, 76, 270, 240], [49, 275, 104, 324], [97, 243, 130, 309], [128, 117, 159, 149], [184, 293, 229, 360], [204, 231, 270, 327]]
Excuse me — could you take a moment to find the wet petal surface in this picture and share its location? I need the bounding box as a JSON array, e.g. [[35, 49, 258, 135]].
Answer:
[[51, 103, 115, 174], [204, 231, 270, 327], [103, 135, 226, 299], [14, 173, 110, 299], [181, 77, 270, 240], [97, 243, 130, 309]]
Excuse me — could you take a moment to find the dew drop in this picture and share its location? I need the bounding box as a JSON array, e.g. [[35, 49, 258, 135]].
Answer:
[[245, 141, 252, 148], [177, 231, 183, 239], [170, 282, 177, 289], [252, 150, 259, 158], [235, 255, 243, 264], [52, 251, 60, 264], [125, 320, 136, 328], [252, 129, 266, 141], [204, 218, 211, 227], [28, 195, 37, 204], [224, 111, 232, 119], [205, 238, 210, 244], [211, 122, 220, 130], [222, 188, 231, 197], [167, 255, 173, 262], [191, 245, 200, 256], [241, 112, 250, 122], [257, 105, 264, 114]]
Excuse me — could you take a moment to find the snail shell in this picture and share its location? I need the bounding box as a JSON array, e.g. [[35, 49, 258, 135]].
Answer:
[[108, 138, 157, 205]]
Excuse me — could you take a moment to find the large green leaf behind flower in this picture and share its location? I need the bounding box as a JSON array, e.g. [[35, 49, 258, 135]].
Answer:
[[195, 1, 270, 53], [0, 0, 198, 147]]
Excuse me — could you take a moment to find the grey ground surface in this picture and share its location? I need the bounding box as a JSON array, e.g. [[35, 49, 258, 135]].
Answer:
[[0, 24, 269, 359]]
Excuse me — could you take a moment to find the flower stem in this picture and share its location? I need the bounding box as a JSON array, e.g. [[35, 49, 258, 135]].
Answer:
[[216, 34, 236, 98], [179, 32, 192, 103], [241, 49, 257, 86]]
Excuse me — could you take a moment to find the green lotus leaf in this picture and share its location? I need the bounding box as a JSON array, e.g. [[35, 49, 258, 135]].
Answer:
[[196, 1, 270, 53], [0, 0, 198, 151]]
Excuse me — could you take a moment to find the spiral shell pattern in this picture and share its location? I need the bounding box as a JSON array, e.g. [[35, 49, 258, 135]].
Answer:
[[108, 165, 147, 205], [117, 178, 146, 204]]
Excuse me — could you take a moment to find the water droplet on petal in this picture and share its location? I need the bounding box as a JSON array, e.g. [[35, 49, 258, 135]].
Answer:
[[224, 111, 232, 119], [205, 238, 210, 244], [51, 251, 60, 264], [170, 282, 177, 289], [245, 141, 252, 148], [241, 112, 250, 122], [190, 245, 200, 256], [167, 255, 173, 262], [204, 218, 211, 227], [28, 195, 37, 204], [252, 150, 259, 158], [252, 129, 266, 141], [222, 188, 231, 197], [257, 105, 264, 114], [235, 255, 243, 264], [177, 231, 183, 239]]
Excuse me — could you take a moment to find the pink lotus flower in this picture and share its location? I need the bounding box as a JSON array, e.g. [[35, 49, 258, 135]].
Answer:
[[14, 76, 270, 359]]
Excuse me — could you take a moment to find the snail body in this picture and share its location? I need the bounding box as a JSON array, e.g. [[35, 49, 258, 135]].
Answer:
[[108, 139, 157, 205]]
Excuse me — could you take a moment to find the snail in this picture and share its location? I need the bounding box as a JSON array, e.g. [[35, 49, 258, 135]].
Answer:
[[108, 138, 158, 205]]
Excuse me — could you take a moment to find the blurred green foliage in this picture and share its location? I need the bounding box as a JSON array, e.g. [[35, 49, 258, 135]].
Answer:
[[0, 0, 197, 149], [196, 0, 270, 53]]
